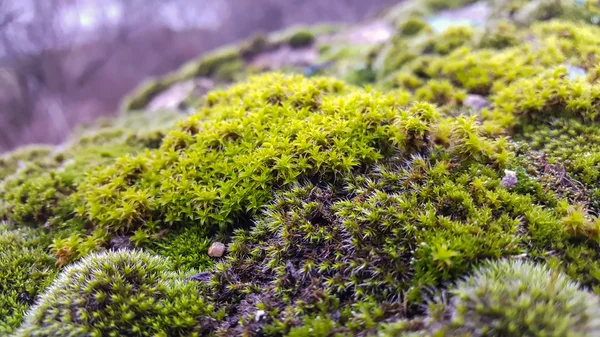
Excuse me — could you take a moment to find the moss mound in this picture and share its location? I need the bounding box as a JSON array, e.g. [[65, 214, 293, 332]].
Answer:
[[433, 260, 600, 336], [17, 250, 215, 337], [73, 74, 418, 245]]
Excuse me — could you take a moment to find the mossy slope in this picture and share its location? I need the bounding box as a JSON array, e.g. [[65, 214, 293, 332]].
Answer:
[[3, 0, 600, 336]]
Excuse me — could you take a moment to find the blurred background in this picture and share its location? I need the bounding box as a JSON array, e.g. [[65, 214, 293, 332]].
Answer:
[[0, 0, 400, 153]]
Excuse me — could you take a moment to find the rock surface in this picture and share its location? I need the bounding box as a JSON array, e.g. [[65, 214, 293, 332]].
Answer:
[[208, 242, 226, 257]]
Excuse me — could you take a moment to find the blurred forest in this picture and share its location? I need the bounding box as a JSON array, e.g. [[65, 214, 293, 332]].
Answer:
[[0, 0, 399, 152]]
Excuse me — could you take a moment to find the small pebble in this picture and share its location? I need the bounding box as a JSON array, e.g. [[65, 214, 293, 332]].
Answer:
[[208, 242, 225, 257], [565, 65, 587, 80], [464, 94, 489, 111], [500, 170, 518, 189], [255, 310, 266, 322]]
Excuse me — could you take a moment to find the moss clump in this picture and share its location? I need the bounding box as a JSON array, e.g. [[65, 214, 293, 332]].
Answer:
[[486, 68, 600, 131], [379, 20, 600, 96], [120, 78, 177, 112], [189, 120, 555, 334], [425, 0, 479, 11], [398, 17, 429, 36], [0, 224, 56, 334], [177, 46, 242, 81], [289, 31, 315, 48], [425, 26, 474, 56], [240, 33, 269, 59], [431, 260, 600, 336], [478, 22, 519, 49], [0, 126, 168, 229], [518, 119, 600, 213], [17, 250, 216, 337], [213, 58, 245, 83], [414, 79, 467, 107], [149, 226, 214, 271], [73, 74, 419, 244]]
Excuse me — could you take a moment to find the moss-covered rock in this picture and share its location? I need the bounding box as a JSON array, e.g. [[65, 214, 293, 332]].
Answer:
[[4, 1, 600, 336]]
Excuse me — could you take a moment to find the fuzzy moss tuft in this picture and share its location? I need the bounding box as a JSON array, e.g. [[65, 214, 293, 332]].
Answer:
[[288, 31, 315, 48], [431, 260, 600, 336], [17, 250, 216, 337]]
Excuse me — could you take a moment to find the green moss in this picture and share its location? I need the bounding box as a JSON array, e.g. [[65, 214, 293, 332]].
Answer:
[[240, 33, 269, 59], [0, 128, 167, 228], [177, 46, 242, 81], [120, 78, 177, 112], [344, 67, 377, 86], [398, 17, 429, 36], [73, 74, 419, 245], [0, 111, 179, 268], [414, 79, 467, 107], [5, 6, 600, 335], [0, 224, 57, 334], [431, 260, 600, 336], [288, 31, 316, 48], [188, 118, 591, 334], [149, 226, 214, 271], [213, 58, 245, 83], [17, 250, 216, 337], [425, 26, 474, 55]]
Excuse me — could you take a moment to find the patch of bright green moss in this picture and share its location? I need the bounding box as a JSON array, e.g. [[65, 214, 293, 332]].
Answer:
[[0, 111, 181, 268], [0, 128, 167, 228], [148, 226, 214, 271], [72, 74, 424, 250], [398, 17, 430, 36]]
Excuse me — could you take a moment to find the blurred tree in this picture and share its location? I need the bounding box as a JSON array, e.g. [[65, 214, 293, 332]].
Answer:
[[0, 0, 162, 150]]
